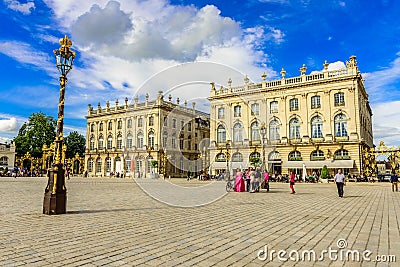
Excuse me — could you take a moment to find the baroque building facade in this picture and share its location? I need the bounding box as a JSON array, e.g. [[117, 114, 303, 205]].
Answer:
[[0, 142, 16, 171], [84, 91, 210, 178], [208, 56, 373, 176]]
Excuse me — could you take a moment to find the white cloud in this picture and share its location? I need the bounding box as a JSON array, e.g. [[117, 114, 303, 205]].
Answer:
[[372, 101, 400, 146], [0, 117, 18, 132], [310, 60, 346, 74], [4, 0, 35, 15]]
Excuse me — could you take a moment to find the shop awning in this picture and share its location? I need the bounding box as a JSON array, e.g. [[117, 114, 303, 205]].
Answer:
[[282, 160, 354, 169]]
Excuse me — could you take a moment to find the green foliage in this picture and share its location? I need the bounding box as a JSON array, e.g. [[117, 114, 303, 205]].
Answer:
[[64, 131, 86, 158], [320, 165, 330, 179], [249, 156, 262, 167], [150, 160, 158, 168], [13, 112, 56, 158]]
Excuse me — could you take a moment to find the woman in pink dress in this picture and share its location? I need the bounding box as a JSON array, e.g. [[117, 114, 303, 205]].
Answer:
[[235, 169, 245, 192], [290, 171, 296, 194], [263, 171, 269, 192]]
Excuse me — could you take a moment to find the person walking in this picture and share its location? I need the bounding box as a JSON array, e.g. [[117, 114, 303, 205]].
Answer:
[[245, 167, 251, 192], [390, 172, 398, 192], [334, 169, 346, 198], [289, 171, 296, 194], [253, 167, 262, 192], [263, 170, 270, 192]]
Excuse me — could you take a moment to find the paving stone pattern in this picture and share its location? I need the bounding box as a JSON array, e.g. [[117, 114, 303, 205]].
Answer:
[[0, 177, 399, 267]]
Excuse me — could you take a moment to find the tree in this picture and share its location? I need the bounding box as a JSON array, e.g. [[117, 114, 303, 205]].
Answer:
[[64, 131, 86, 158], [249, 156, 262, 167], [13, 112, 56, 158], [320, 165, 330, 179]]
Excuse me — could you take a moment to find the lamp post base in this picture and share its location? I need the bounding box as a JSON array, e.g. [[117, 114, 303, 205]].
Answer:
[[43, 167, 67, 215]]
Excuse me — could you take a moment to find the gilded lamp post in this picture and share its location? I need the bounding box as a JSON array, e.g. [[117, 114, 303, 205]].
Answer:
[[43, 35, 76, 215]]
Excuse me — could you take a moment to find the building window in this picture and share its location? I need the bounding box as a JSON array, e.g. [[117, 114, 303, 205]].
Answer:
[[180, 157, 184, 173], [172, 134, 176, 149], [98, 135, 104, 150], [90, 137, 95, 150], [106, 157, 112, 172], [251, 103, 260, 115], [216, 153, 227, 162], [251, 121, 261, 141], [162, 132, 168, 148], [233, 123, 243, 143], [269, 120, 280, 140], [127, 119, 132, 128], [311, 150, 325, 161], [138, 118, 143, 127], [149, 116, 154, 126], [187, 122, 191, 131], [0, 156, 8, 166], [164, 116, 168, 127], [311, 96, 321, 109], [172, 119, 176, 128], [108, 121, 112, 130], [148, 131, 155, 148], [311, 115, 323, 138], [127, 134, 133, 149], [288, 151, 302, 161], [218, 107, 225, 119], [125, 158, 131, 172], [334, 113, 348, 137], [117, 120, 122, 129], [232, 152, 243, 162], [334, 92, 345, 106], [234, 105, 241, 117], [90, 123, 95, 132], [137, 132, 143, 148], [117, 134, 122, 149], [217, 125, 226, 143], [334, 149, 350, 160], [107, 135, 113, 149], [88, 158, 94, 172], [96, 158, 102, 173], [99, 122, 103, 131], [289, 98, 299, 111], [181, 120, 184, 130], [289, 118, 301, 139], [270, 101, 278, 113], [180, 138, 184, 150]]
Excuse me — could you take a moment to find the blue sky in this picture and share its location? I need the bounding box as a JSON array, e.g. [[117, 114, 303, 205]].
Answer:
[[0, 0, 400, 146]]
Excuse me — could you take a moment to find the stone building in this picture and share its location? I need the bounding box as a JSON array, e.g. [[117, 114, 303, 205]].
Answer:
[[85, 91, 210, 178], [208, 56, 373, 176], [0, 142, 16, 172]]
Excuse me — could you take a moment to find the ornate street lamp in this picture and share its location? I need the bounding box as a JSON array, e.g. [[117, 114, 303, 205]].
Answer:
[[225, 140, 230, 180], [260, 123, 266, 171], [43, 36, 76, 215]]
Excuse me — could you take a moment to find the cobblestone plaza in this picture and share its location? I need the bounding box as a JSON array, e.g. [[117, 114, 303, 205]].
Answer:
[[0, 178, 399, 266]]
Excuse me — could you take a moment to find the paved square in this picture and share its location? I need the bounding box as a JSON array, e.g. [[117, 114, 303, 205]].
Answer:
[[0, 177, 399, 266]]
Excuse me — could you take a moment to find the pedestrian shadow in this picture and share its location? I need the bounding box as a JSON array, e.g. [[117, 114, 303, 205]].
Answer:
[[343, 196, 363, 198], [67, 207, 163, 214]]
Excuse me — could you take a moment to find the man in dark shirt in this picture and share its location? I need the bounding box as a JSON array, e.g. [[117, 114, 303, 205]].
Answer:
[[390, 173, 398, 192]]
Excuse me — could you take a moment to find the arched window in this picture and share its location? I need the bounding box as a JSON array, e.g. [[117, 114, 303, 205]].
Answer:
[[334, 149, 349, 159], [88, 158, 94, 172], [108, 121, 112, 130], [311, 116, 323, 138], [126, 134, 133, 149], [90, 123, 95, 132], [334, 113, 348, 137], [117, 134, 123, 149], [90, 136, 95, 150], [232, 152, 243, 162], [311, 150, 325, 160], [96, 158, 102, 173], [233, 123, 243, 143], [98, 135, 104, 149], [136, 132, 143, 148], [268, 151, 280, 160], [117, 120, 122, 129], [216, 153, 227, 162], [289, 118, 301, 139], [107, 135, 113, 149], [251, 121, 261, 142], [217, 125, 226, 143], [0, 156, 8, 165], [288, 151, 302, 161], [269, 120, 280, 140], [148, 131, 155, 147], [127, 119, 132, 128], [106, 157, 112, 172]]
